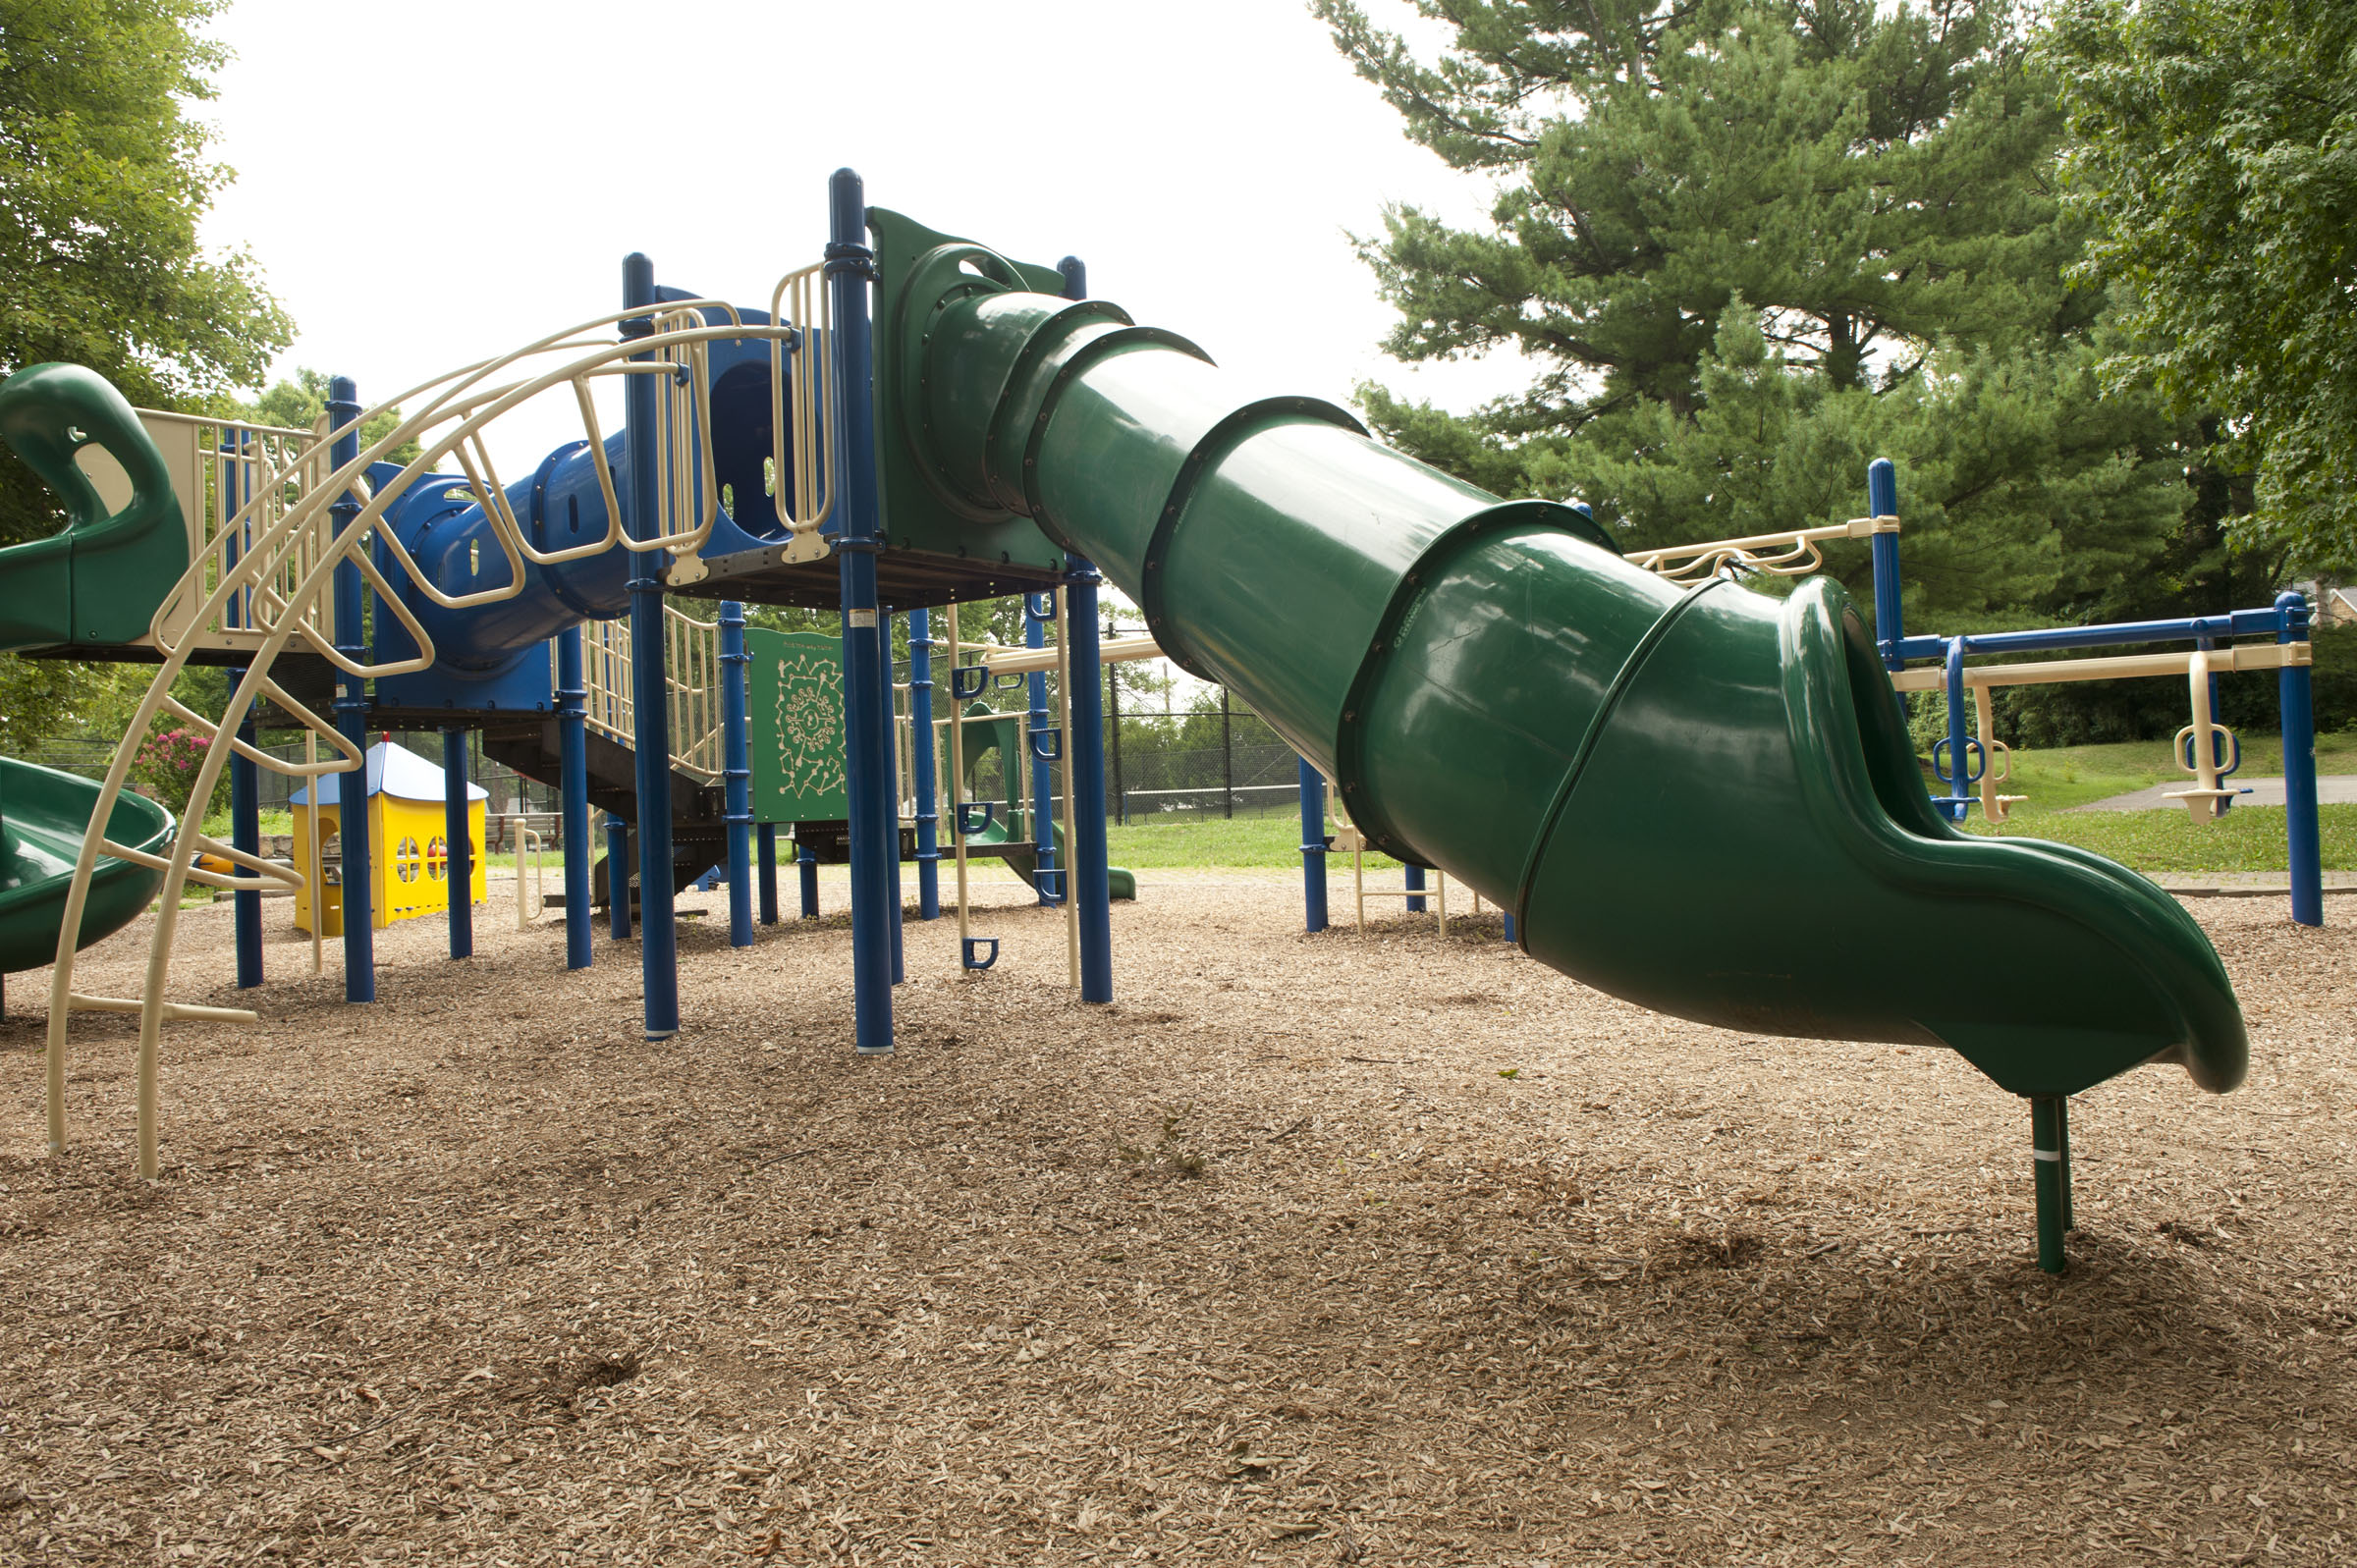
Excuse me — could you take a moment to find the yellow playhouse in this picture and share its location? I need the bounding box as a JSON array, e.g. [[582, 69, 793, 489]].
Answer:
[[293, 741, 486, 937]]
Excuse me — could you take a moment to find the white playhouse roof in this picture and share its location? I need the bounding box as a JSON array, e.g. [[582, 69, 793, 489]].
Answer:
[[289, 741, 490, 807]]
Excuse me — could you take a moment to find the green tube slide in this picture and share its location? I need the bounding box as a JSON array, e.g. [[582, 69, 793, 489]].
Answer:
[[875, 214, 2246, 1101], [0, 362, 192, 653], [0, 756, 174, 973]]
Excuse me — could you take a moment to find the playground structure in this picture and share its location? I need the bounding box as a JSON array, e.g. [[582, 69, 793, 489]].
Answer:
[[0, 171, 2287, 1273]]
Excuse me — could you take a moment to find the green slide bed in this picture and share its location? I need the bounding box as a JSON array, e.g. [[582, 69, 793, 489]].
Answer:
[[0, 756, 174, 973]]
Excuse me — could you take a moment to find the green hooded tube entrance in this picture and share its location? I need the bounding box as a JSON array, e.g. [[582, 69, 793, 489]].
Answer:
[[897, 267, 2247, 1101]]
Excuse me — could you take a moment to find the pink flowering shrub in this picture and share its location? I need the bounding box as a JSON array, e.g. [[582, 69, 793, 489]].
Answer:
[[130, 728, 219, 817]]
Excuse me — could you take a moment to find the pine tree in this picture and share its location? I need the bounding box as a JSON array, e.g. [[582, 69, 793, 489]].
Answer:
[[1315, 0, 2207, 630]]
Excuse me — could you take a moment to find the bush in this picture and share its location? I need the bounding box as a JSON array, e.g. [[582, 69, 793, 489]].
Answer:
[[130, 728, 223, 819]]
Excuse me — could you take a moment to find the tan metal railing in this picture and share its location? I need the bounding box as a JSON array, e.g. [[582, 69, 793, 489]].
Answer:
[[574, 604, 725, 784]]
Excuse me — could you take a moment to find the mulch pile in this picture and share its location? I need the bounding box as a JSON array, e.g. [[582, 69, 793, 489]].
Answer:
[[2, 868, 2351, 1564]]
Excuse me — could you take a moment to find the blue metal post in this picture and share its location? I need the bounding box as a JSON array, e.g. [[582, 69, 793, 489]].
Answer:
[[1056, 254, 1113, 1000], [230, 675, 262, 989], [1868, 458, 1903, 672], [879, 611, 904, 983], [2278, 590, 2324, 927], [557, 627, 592, 968], [443, 728, 473, 959], [1067, 558, 1115, 1001], [908, 606, 942, 919], [1504, 910, 1517, 944], [606, 815, 630, 938], [758, 823, 780, 924], [798, 838, 820, 917], [1403, 863, 1426, 914], [720, 600, 755, 947], [1940, 635, 1973, 823], [828, 170, 894, 1054], [1025, 596, 1060, 904], [1298, 756, 1329, 933], [327, 376, 374, 1001], [622, 252, 680, 1041]]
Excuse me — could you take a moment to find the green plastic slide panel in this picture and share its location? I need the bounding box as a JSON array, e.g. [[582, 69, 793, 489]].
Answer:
[[0, 755, 174, 973], [0, 363, 192, 652], [747, 626, 849, 825]]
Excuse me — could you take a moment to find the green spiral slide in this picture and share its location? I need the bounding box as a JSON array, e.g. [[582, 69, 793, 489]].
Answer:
[[867, 208, 2246, 1106], [0, 364, 185, 974]]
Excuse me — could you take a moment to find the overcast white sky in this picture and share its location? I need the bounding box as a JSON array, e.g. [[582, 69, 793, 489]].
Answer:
[[198, 0, 1534, 466]]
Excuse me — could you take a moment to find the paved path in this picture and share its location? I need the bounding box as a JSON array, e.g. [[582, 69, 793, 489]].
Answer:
[[2067, 775, 2357, 812], [2146, 870, 2357, 897]]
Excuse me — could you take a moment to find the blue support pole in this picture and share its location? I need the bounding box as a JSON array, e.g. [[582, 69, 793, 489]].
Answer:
[[1504, 910, 1517, 944], [1403, 862, 1426, 914], [720, 600, 755, 948], [443, 728, 473, 959], [828, 170, 895, 1054], [1868, 458, 1903, 672], [622, 252, 680, 1041], [606, 815, 630, 939], [1067, 557, 1115, 1001], [1939, 635, 1974, 824], [1057, 253, 1113, 1000], [557, 627, 593, 969], [757, 823, 780, 925], [798, 838, 820, 918], [2279, 590, 2324, 927], [327, 377, 374, 1001], [879, 610, 904, 983], [230, 674, 262, 989], [1025, 596, 1059, 904], [908, 606, 942, 919], [1298, 756, 1329, 933]]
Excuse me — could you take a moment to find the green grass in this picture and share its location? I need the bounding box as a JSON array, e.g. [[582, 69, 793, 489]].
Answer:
[[1105, 809, 1404, 872], [1098, 733, 2355, 876], [1954, 730, 2357, 872]]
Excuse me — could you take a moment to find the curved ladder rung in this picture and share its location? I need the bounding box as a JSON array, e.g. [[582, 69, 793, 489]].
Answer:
[[68, 993, 258, 1025]]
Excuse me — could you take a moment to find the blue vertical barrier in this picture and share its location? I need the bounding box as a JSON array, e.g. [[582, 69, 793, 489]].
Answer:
[[757, 824, 780, 925], [908, 606, 942, 919], [622, 252, 679, 1041], [1298, 756, 1329, 933], [1868, 458, 1903, 672], [2279, 590, 2324, 927], [230, 676, 262, 988], [1058, 255, 1113, 1001], [1067, 558, 1114, 1002], [443, 728, 473, 959], [557, 626, 592, 968], [798, 839, 820, 918], [327, 376, 374, 1001], [880, 611, 904, 983], [721, 600, 754, 947], [1402, 863, 1425, 915], [607, 816, 630, 938], [828, 170, 895, 1054]]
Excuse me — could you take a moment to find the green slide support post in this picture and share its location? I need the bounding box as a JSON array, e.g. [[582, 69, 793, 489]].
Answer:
[[2032, 1095, 2073, 1273], [866, 211, 2249, 1206], [0, 363, 191, 653]]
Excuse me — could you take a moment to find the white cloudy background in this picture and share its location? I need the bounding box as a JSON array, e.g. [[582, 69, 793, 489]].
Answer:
[[198, 0, 1535, 463]]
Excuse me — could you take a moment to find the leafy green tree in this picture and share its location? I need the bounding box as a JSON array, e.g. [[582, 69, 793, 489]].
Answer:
[[0, 0, 291, 543], [0, 0, 291, 747], [1314, 0, 2203, 630], [2045, 0, 2357, 568]]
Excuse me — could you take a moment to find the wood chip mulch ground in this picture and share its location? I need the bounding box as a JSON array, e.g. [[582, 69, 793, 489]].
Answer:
[[2, 868, 2352, 1565]]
